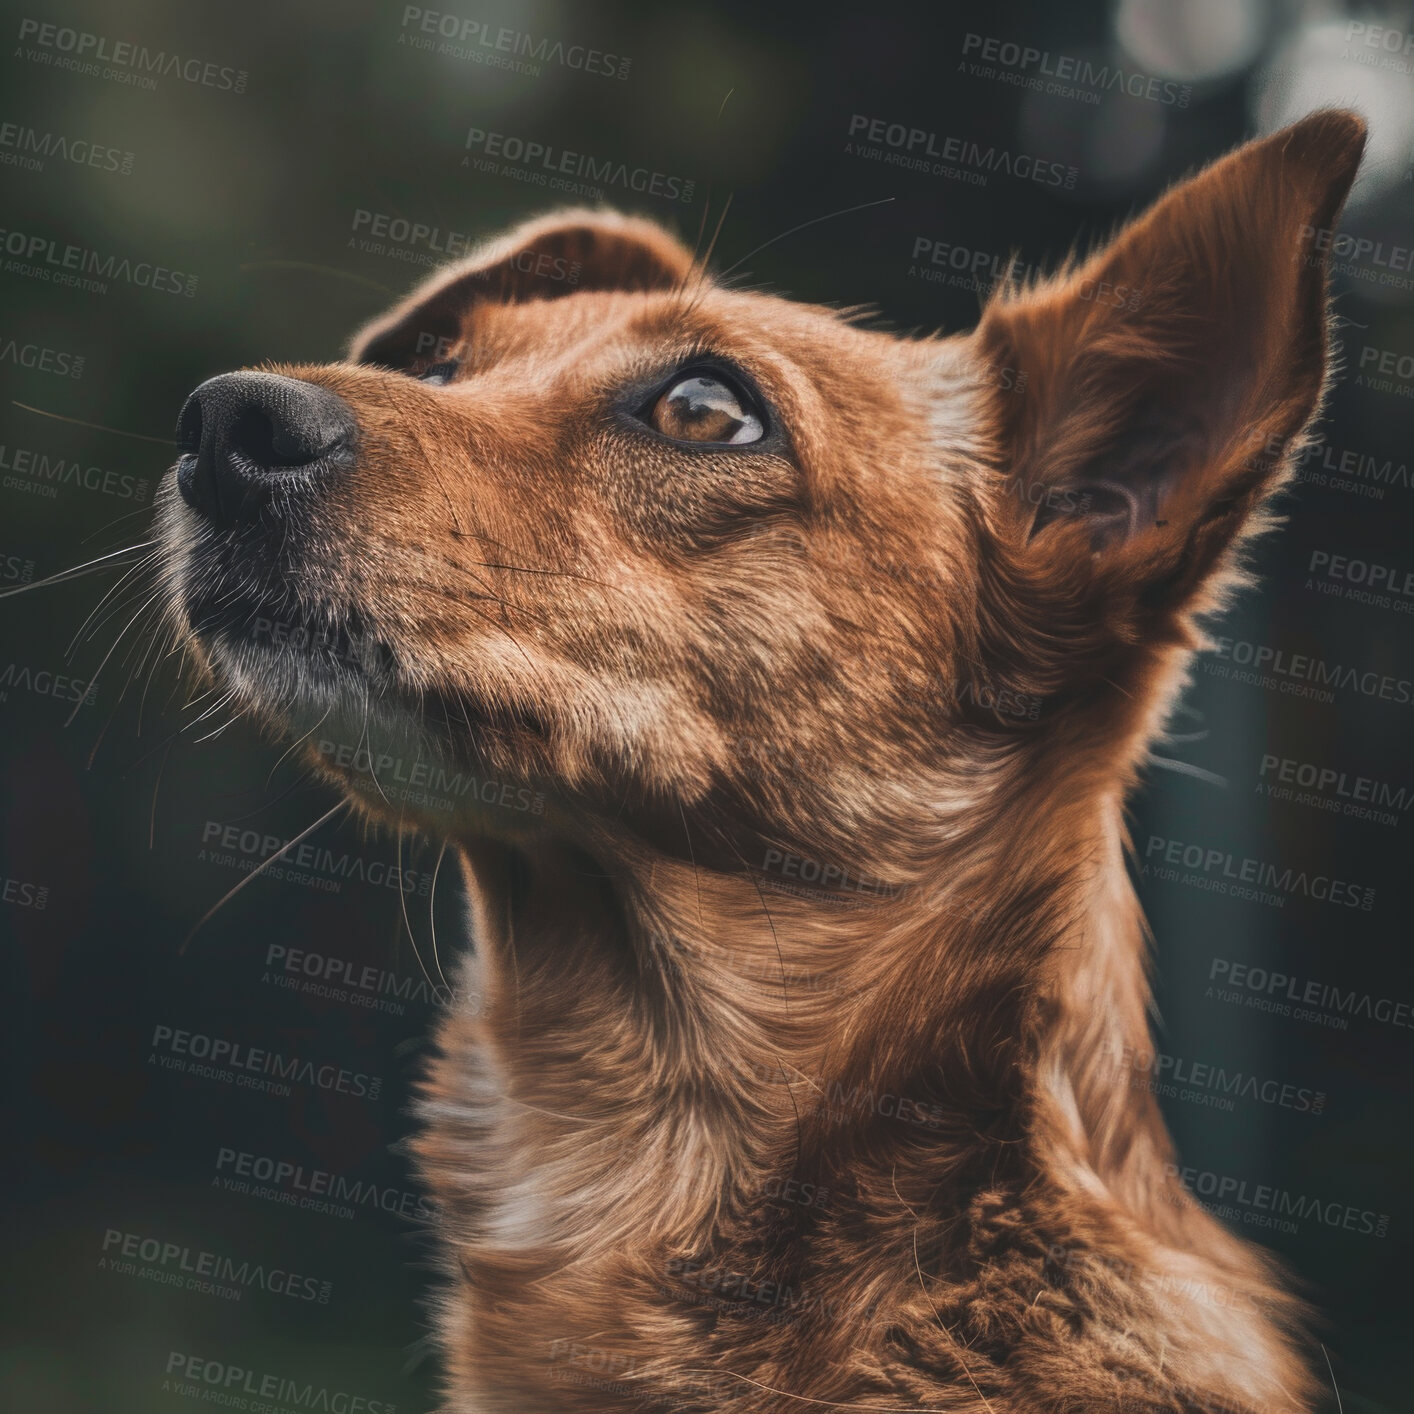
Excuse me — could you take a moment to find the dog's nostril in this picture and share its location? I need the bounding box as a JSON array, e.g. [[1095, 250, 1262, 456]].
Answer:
[[175, 395, 203, 455], [175, 371, 357, 522], [227, 405, 325, 469]]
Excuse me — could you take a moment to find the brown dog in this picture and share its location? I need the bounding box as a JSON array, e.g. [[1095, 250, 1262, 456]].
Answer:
[[153, 110, 1366, 1412]]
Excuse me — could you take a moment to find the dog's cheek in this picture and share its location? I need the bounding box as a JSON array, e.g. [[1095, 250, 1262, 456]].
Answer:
[[555, 666, 729, 804]]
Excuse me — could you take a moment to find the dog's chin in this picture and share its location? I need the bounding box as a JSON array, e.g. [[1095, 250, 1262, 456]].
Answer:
[[206, 635, 387, 737], [186, 594, 390, 728], [178, 591, 554, 844]]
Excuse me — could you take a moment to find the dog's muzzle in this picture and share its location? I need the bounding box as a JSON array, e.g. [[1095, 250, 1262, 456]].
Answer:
[[175, 371, 356, 524]]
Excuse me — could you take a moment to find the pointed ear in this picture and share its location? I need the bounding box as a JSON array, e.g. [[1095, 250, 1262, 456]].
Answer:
[[348, 209, 697, 369], [974, 110, 1366, 624]]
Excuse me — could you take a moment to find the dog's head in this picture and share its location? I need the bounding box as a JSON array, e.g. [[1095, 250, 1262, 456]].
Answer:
[[154, 113, 1364, 881]]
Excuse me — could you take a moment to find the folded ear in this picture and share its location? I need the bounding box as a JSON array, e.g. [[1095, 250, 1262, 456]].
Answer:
[[348, 209, 697, 369], [974, 110, 1366, 626]]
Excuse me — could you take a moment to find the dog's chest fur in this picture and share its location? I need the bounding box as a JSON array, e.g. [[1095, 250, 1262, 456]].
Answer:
[[410, 836, 1307, 1414]]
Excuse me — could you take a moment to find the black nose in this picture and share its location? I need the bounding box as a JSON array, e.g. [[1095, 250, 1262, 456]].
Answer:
[[175, 372, 356, 521]]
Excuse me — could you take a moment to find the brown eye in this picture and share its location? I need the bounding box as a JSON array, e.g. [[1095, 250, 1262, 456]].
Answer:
[[648, 373, 764, 445]]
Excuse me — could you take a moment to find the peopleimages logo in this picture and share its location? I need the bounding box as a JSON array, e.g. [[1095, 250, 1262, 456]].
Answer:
[[0, 439, 151, 501], [213, 1146, 434, 1222], [100, 1227, 332, 1304], [1258, 753, 1410, 827], [347, 208, 583, 284], [1307, 548, 1414, 614], [1143, 835, 1375, 912], [399, 7, 631, 80], [1119, 1045, 1326, 1116], [1301, 225, 1414, 292], [348, 207, 473, 266], [1343, 19, 1414, 74], [148, 1024, 383, 1102], [0, 660, 98, 708], [0, 225, 197, 296], [463, 128, 694, 203], [907, 237, 1036, 291], [15, 19, 248, 93], [1263, 429, 1414, 501], [2, 875, 48, 909], [663, 1257, 882, 1328], [907, 235, 1143, 311], [749, 1062, 943, 1131], [1043, 1243, 1265, 1320], [758, 847, 906, 902], [316, 737, 546, 817], [1205, 635, 1414, 707], [0, 334, 83, 378], [1209, 958, 1414, 1035], [1166, 1164, 1389, 1240], [959, 33, 1192, 107], [199, 819, 433, 896], [845, 114, 1077, 188], [0, 118, 134, 175], [263, 943, 458, 1013], [0, 550, 34, 583], [1354, 344, 1414, 399], [162, 1353, 396, 1412]]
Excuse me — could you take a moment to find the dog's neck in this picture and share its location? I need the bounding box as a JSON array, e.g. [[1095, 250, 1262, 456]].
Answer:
[[436, 725, 1159, 1275], [418, 680, 1308, 1408]]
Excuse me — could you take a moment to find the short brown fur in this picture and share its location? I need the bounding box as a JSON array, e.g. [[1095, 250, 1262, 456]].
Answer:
[[153, 113, 1368, 1412]]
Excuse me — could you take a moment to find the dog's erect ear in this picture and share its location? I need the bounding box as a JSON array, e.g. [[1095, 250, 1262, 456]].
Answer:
[[974, 110, 1366, 622], [349, 209, 697, 369]]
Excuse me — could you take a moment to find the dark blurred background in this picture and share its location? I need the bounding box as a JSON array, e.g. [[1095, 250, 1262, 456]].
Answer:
[[2, 1, 1412, 1410]]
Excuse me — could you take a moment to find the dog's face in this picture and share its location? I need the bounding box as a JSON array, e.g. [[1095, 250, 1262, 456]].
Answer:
[[154, 114, 1363, 877]]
